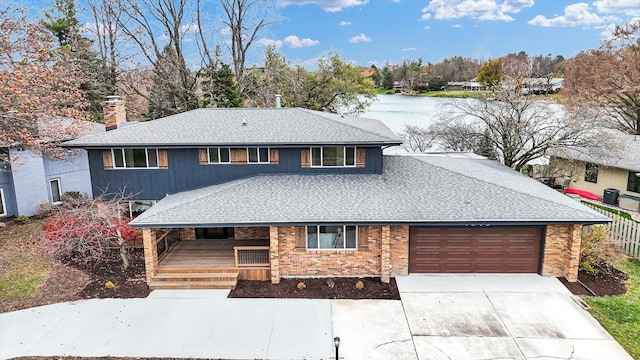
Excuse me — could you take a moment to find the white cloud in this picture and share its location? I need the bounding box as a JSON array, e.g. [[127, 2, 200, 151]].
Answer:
[[181, 24, 199, 33], [594, 0, 640, 16], [452, 24, 463, 28], [528, 3, 617, 27], [424, 25, 431, 30], [257, 38, 283, 48], [284, 35, 320, 48], [349, 33, 372, 43], [340, 20, 352, 25], [402, 47, 417, 51], [276, 0, 368, 12], [421, 0, 532, 22]]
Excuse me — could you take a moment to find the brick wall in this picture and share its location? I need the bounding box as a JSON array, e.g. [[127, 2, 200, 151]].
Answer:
[[389, 225, 409, 276], [142, 228, 158, 284], [179, 228, 195, 240], [273, 226, 384, 282], [235, 226, 270, 240], [543, 224, 582, 281]]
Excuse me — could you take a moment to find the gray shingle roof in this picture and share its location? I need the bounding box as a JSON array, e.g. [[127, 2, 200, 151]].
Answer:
[[62, 108, 401, 148], [130, 154, 609, 228], [547, 131, 640, 172]]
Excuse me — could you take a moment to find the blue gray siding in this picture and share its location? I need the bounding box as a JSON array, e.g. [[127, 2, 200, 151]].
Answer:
[[44, 150, 94, 199], [10, 149, 49, 216], [88, 147, 384, 200]]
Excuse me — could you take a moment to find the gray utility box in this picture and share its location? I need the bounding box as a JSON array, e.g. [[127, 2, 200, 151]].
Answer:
[[619, 194, 640, 212], [603, 188, 619, 205]]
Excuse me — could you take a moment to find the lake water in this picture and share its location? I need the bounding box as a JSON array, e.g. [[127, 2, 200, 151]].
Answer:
[[361, 94, 451, 134]]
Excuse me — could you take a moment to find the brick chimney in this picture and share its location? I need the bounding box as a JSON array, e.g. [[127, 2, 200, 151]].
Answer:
[[103, 95, 126, 131]]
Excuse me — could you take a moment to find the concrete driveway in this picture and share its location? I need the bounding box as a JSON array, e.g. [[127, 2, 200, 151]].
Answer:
[[332, 274, 634, 360]]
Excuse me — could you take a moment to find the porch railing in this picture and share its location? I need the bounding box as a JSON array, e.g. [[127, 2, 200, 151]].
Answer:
[[234, 246, 270, 267]]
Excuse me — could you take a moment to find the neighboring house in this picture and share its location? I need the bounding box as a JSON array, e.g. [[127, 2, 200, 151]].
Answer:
[[548, 131, 640, 208], [63, 98, 609, 289], [0, 120, 104, 217]]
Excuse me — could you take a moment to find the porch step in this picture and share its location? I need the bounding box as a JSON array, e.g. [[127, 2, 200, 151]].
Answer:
[[149, 280, 238, 290], [156, 267, 237, 274], [150, 270, 239, 290]]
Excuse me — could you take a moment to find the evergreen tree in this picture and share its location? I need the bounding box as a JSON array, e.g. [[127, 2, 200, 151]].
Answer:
[[200, 63, 242, 108]]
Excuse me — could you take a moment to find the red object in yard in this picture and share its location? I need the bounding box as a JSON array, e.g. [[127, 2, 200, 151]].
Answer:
[[565, 188, 602, 201]]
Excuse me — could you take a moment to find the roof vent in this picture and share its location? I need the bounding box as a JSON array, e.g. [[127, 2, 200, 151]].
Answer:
[[242, 119, 247, 126]]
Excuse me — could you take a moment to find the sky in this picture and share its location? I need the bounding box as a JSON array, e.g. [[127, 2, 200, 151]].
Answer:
[[10, 0, 640, 68], [262, 0, 640, 66]]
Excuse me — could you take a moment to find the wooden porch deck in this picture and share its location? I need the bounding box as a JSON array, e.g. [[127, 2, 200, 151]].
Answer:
[[150, 239, 270, 290]]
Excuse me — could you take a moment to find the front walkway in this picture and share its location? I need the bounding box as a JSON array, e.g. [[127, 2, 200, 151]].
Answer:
[[0, 275, 634, 360]]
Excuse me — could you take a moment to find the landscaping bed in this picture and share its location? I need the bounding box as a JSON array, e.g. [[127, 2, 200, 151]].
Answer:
[[559, 262, 628, 296]]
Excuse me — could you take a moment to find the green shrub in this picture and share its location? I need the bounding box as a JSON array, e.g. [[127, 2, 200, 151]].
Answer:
[[355, 280, 365, 290], [15, 215, 29, 224], [296, 281, 306, 290]]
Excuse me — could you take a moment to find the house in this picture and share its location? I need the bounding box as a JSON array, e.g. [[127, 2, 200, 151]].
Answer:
[[547, 131, 640, 211], [63, 98, 609, 289], [0, 118, 103, 218]]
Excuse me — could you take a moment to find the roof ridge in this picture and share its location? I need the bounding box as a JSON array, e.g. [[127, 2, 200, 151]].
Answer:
[[401, 155, 605, 219], [295, 108, 399, 142]]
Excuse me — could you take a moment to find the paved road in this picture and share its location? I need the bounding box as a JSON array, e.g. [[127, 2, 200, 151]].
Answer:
[[1, 275, 634, 360]]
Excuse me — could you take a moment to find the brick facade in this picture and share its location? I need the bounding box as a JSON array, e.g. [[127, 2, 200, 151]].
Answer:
[[268, 225, 409, 284], [235, 226, 270, 240], [542, 224, 583, 282], [179, 228, 195, 240], [142, 228, 158, 284]]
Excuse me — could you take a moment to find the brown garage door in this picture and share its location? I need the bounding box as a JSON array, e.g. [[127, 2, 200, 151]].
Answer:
[[409, 227, 542, 273]]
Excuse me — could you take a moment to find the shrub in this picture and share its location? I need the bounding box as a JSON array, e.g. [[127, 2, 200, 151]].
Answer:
[[15, 215, 29, 224], [355, 280, 365, 290], [580, 225, 623, 274], [296, 281, 306, 290]]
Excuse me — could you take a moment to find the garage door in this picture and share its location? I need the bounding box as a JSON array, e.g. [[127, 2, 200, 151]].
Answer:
[[409, 227, 542, 273]]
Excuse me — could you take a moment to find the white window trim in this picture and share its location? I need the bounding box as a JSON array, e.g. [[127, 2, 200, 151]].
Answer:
[[305, 225, 358, 251], [112, 148, 160, 169], [208, 147, 231, 164], [49, 178, 62, 204], [0, 188, 6, 217], [310, 146, 357, 168], [247, 147, 270, 164]]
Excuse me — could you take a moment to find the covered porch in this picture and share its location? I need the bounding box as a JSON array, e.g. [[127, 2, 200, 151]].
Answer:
[[142, 227, 271, 289]]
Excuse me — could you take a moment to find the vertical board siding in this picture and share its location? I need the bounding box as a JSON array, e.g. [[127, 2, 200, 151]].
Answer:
[[583, 203, 640, 259]]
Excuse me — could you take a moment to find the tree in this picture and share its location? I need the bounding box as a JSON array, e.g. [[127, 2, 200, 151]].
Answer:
[[221, 0, 275, 98], [43, 192, 137, 268], [429, 76, 612, 171], [0, 8, 89, 162], [381, 65, 394, 90], [400, 125, 436, 152], [200, 62, 243, 108], [564, 20, 640, 135], [477, 59, 502, 88]]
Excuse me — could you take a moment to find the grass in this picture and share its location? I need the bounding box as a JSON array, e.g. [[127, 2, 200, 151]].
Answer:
[[0, 219, 54, 303], [584, 259, 640, 359], [420, 90, 486, 98]]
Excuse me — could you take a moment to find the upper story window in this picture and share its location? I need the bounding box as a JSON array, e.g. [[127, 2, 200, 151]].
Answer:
[[0, 188, 6, 217], [311, 147, 356, 167], [584, 163, 598, 183], [248, 147, 270, 163], [306, 225, 357, 250], [628, 172, 640, 193], [208, 147, 230, 164], [113, 148, 158, 169]]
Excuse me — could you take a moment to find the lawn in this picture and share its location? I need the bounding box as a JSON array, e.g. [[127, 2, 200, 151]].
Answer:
[[584, 259, 640, 359], [0, 219, 54, 303], [420, 90, 486, 98]]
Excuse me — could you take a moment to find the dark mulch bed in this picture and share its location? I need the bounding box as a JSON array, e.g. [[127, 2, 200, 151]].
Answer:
[[559, 262, 628, 296], [229, 277, 401, 300], [66, 249, 151, 299]]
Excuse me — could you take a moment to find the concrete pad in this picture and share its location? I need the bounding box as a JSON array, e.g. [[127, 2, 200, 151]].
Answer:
[[475, 274, 570, 293], [332, 300, 417, 360], [396, 274, 483, 293], [146, 289, 230, 299], [267, 299, 332, 360], [517, 338, 634, 360], [487, 293, 612, 339], [413, 336, 524, 360], [401, 293, 508, 337]]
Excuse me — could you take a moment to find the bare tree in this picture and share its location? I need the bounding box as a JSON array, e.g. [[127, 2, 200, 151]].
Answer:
[[400, 125, 437, 152], [564, 20, 640, 135], [429, 76, 613, 171], [42, 192, 137, 269], [87, 0, 127, 90], [221, 0, 276, 97]]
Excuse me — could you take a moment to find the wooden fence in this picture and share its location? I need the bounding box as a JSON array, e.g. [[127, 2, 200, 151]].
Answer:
[[583, 203, 640, 259]]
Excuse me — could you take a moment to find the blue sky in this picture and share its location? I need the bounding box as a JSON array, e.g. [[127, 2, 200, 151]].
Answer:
[[11, 0, 640, 68], [263, 0, 640, 66]]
